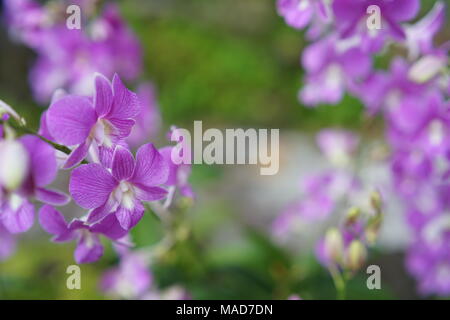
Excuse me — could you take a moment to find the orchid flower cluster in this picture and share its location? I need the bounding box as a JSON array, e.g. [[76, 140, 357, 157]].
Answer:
[[0, 73, 193, 264], [3, 0, 142, 103], [273, 129, 361, 239], [0, 75, 193, 297], [2, 0, 192, 299], [277, 0, 449, 296], [315, 193, 383, 298], [273, 128, 386, 297], [100, 245, 191, 300]]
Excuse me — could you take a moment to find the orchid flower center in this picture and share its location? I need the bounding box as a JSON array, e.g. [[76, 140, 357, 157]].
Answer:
[[335, 36, 360, 53], [325, 64, 343, 90], [327, 143, 350, 167], [80, 229, 96, 249], [386, 90, 401, 109], [427, 120, 445, 146], [408, 55, 446, 84], [8, 193, 24, 211], [423, 214, 450, 245], [113, 181, 136, 210], [297, 0, 310, 11], [90, 118, 114, 148], [116, 275, 135, 299]]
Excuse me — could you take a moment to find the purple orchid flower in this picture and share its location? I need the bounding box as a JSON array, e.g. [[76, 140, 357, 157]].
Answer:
[[24, 3, 142, 103], [29, 27, 95, 102], [39, 93, 72, 168], [157, 126, 195, 207], [159, 146, 195, 202], [91, 4, 143, 82], [390, 148, 437, 199], [406, 189, 447, 235], [276, 0, 450, 297], [276, 0, 332, 31], [46, 73, 140, 169], [406, 210, 450, 296], [385, 81, 450, 297], [332, 0, 420, 39], [296, 171, 357, 218], [355, 58, 438, 114], [0, 135, 69, 234], [69, 144, 169, 230], [101, 252, 152, 298], [300, 34, 372, 106], [404, 2, 447, 60], [316, 129, 359, 167], [39, 205, 127, 264], [3, 0, 48, 49], [406, 186, 446, 228], [387, 93, 450, 157]]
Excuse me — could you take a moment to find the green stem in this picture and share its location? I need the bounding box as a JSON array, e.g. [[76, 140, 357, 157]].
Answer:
[[2, 118, 73, 155], [329, 265, 346, 300], [2, 118, 89, 165]]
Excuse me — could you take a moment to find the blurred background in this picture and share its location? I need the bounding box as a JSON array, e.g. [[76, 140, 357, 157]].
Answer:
[[0, 0, 448, 299]]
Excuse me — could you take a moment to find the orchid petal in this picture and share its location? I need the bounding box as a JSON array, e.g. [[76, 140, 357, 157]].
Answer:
[[47, 95, 97, 146], [70, 164, 117, 209]]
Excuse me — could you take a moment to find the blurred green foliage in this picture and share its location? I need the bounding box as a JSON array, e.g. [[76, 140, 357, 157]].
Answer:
[[124, 0, 365, 131]]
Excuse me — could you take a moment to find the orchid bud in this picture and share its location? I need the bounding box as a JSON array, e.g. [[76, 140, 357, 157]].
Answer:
[[0, 99, 24, 124], [0, 140, 30, 191], [370, 190, 382, 214], [345, 240, 367, 272], [365, 213, 383, 245], [324, 228, 344, 264], [344, 207, 361, 227], [408, 55, 447, 84]]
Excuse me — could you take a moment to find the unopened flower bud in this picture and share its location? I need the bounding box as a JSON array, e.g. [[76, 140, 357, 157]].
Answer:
[[346, 240, 367, 271], [408, 55, 447, 84], [324, 228, 344, 264], [365, 214, 383, 245], [345, 207, 361, 226], [370, 190, 382, 214], [0, 99, 23, 124], [0, 140, 30, 190]]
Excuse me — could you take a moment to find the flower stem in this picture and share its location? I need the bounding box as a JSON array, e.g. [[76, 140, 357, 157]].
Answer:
[[2, 117, 73, 155], [329, 265, 346, 300]]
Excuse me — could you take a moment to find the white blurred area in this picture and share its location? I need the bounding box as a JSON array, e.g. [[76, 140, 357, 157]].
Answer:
[[203, 131, 411, 254]]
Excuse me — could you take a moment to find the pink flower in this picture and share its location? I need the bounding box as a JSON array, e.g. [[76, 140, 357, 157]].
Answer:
[[69, 144, 169, 230], [46, 73, 140, 168], [39, 205, 127, 263], [0, 135, 69, 234]]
